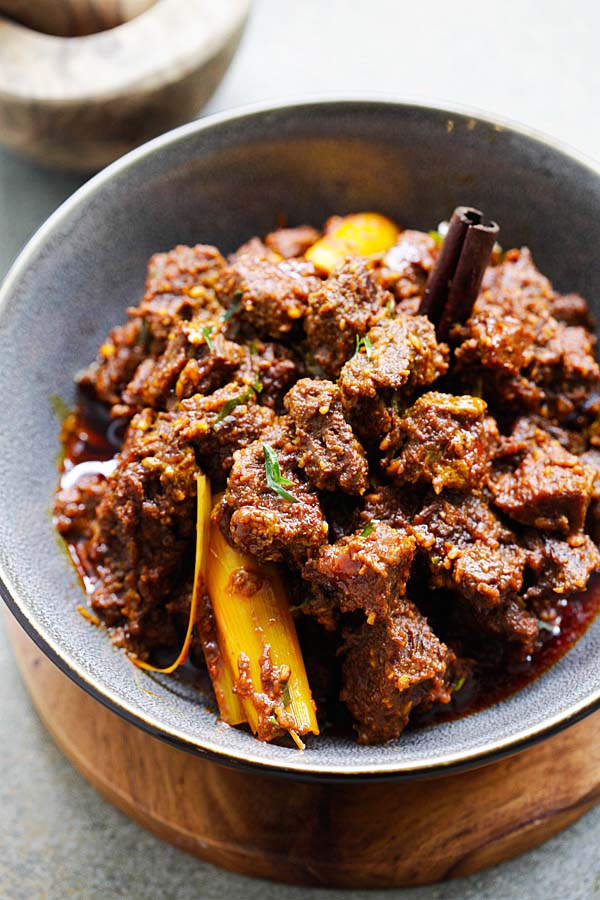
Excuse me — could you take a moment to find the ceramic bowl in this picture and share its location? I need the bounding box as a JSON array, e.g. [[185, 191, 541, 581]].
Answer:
[[2, 99, 600, 780]]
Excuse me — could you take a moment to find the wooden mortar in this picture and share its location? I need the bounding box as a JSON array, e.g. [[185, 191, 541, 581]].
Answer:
[[6, 612, 600, 889], [0, 0, 251, 170]]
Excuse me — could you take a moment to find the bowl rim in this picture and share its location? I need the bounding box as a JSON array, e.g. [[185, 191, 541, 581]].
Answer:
[[2, 95, 600, 782]]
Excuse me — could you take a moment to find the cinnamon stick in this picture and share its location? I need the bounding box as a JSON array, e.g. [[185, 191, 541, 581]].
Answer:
[[419, 207, 499, 342]]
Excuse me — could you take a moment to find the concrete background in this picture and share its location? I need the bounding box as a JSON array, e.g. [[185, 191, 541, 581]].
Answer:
[[2, 1, 600, 897]]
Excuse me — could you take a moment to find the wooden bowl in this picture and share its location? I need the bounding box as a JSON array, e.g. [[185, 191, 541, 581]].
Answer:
[[0, 0, 251, 170], [1, 100, 600, 885]]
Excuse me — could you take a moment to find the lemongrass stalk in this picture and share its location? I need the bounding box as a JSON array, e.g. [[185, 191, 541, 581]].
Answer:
[[205, 520, 319, 742]]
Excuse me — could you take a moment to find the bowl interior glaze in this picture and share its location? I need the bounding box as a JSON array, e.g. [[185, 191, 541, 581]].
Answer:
[[2, 100, 600, 780]]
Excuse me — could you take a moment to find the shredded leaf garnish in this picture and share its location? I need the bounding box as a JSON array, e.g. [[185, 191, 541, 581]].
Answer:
[[248, 339, 259, 355], [222, 290, 243, 322], [130, 474, 211, 673], [253, 375, 264, 393], [49, 393, 71, 423], [267, 714, 279, 727], [138, 318, 150, 350], [453, 674, 466, 692], [387, 297, 396, 319], [263, 443, 299, 503], [215, 387, 255, 423], [360, 519, 378, 538], [428, 230, 444, 247], [355, 334, 373, 359], [282, 681, 291, 708], [202, 326, 214, 352], [538, 619, 559, 634]]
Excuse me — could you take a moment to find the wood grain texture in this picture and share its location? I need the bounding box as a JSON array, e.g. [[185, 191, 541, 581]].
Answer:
[[7, 613, 600, 888], [0, 0, 251, 170]]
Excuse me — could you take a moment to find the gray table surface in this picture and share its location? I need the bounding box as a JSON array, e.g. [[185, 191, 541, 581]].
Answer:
[[2, 1, 600, 897]]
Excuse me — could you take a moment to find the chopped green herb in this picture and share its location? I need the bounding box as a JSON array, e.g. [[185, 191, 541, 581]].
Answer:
[[215, 387, 254, 423], [538, 619, 558, 634], [49, 393, 71, 423], [138, 318, 150, 350], [289, 597, 311, 613], [202, 326, 214, 352], [429, 230, 444, 247], [355, 334, 373, 359], [253, 375, 263, 394], [222, 290, 243, 322], [282, 681, 291, 708], [453, 674, 466, 692], [248, 339, 259, 355], [387, 297, 396, 319], [263, 443, 299, 503], [360, 519, 379, 538], [267, 714, 279, 727]]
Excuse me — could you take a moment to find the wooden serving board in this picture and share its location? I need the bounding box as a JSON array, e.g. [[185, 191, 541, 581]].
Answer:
[[7, 613, 600, 888]]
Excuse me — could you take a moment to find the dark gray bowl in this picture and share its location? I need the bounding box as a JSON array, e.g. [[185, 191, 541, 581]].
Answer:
[[2, 99, 600, 781]]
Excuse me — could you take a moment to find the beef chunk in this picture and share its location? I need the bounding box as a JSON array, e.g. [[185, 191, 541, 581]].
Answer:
[[227, 238, 320, 338], [301, 522, 415, 629], [413, 493, 526, 607], [87, 409, 197, 649], [304, 259, 392, 378], [550, 293, 594, 329], [581, 449, 600, 542], [523, 531, 600, 602], [341, 603, 453, 743], [123, 321, 245, 410], [338, 315, 448, 446], [489, 418, 594, 534], [455, 596, 539, 651], [455, 249, 600, 422], [382, 392, 489, 493], [360, 482, 419, 531], [54, 474, 107, 540], [78, 318, 147, 408], [176, 383, 275, 479], [265, 225, 320, 258], [138, 243, 227, 344], [284, 378, 368, 494], [244, 340, 305, 411], [223, 423, 328, 562], [374, 229, 438, 310]]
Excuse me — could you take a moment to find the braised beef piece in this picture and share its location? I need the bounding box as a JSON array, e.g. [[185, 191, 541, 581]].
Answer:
[[284, 378, 368, 494], [374, 230, 439, 313], [247, 341, 305, 410], [78, 245, 227, 411], [341, 602, 454, 744], [413, 493, 527, 609], [138, 243, 228, 344], [85, 409, 198, 651], [338, 314, 448, 446], [581, 449, 600, 543], [301, 522, 415, 630], [304, 259, 392, 378], [54, 474, 107, 541], [78, 318, 147, 409], [523, 531, 600, 602], [359, 481, 420, 531], [226, 238, 321, 338], [176, 383, 275, 480], [454, 249, 600, 423], [550, 292, 594, 329], [382, 392, 489, 493], [489, 417, 594, 534], [265, 225, 320, 258], [123, 321, 245, 411], [223, 422, 329, 562]]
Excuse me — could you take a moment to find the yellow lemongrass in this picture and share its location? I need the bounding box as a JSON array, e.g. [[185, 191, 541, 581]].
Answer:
[[205, 520, 319, 741]]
